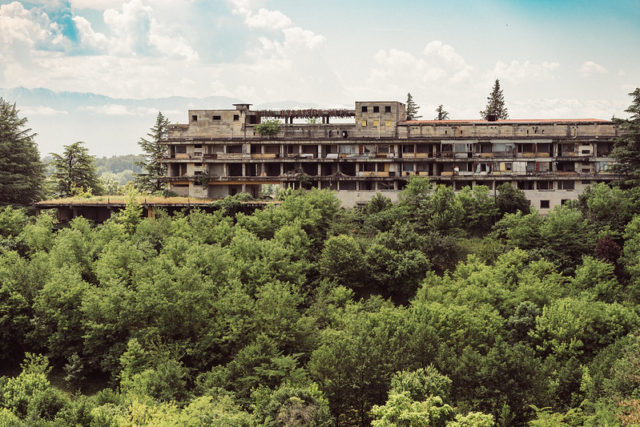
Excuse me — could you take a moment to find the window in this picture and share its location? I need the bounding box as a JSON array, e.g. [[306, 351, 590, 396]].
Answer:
[[361, 120, 367, 127], [213, 115, 221, 120], [373, 120, 379, 127], [233, 114, 239, 121], [194, 144, 202, 148], [373, 106, 379, 113], [540, 200, 550, 209], [361, 106, 368, 113], [537, 181, 552, 190], [385, 106, 391, 113], [175, 145, 186, 154], [191, 115, 198, 122], [561, 199, 569, 205], [558, 181, 575, 190], [385, 121, 391, 127]]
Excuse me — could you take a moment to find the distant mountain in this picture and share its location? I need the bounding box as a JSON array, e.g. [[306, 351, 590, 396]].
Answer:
[[0, 87, 321, 157]]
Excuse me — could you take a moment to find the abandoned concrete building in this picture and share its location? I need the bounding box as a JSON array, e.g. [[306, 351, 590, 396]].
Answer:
[[161, 101, 619, 211]]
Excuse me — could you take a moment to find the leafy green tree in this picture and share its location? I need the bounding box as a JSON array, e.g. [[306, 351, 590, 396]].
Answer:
[[480, 79, 508, 120], [406, 93, 422, 120], [495, 183, 529, 216], [612, 88, 640, 187], [0, 98, 45, 206], [51, 141, 103, 197], [390, 367, 452, 402], [370, 392, 454, 427], [434, 104, 449, 120], [256, 119, 281, 137], [135, 112, 169, 193]]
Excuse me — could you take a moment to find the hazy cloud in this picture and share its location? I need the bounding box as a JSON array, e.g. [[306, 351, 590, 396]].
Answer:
[[580, 61, 607, 76]]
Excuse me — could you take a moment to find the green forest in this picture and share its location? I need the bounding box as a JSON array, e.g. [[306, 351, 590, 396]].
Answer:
[[1, 180, 640, 426]]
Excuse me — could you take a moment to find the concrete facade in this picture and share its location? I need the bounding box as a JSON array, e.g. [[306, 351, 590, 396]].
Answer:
[[161, 101, 620, 211]]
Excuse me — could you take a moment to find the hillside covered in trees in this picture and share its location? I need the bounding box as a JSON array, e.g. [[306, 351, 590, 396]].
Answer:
[[1, 180, 640, 426]]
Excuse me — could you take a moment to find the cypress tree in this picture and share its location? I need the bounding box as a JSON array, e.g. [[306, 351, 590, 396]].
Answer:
[[480, 79, 509, 120], [406, 93, 422, 120], [0, 98, 45, 206], [612, 88, 640, 187]]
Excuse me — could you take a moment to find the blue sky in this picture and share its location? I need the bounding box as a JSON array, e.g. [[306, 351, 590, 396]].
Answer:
[[0, 0, 638, 156]]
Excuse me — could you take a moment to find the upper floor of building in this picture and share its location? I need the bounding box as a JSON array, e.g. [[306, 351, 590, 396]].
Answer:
[[166, 101, 618, 142]]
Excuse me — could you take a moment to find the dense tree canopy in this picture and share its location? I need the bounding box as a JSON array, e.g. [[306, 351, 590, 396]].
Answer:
[[0, 98, 45, 206], [1, 178, 640, 425]]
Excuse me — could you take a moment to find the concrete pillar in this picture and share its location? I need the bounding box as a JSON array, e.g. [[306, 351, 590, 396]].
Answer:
[[242, 163, 246, 177], [393, 181, 398, 190], [318, 144, 322, 158], [280, 164, 284, 176], [242, 184, 246, 193]]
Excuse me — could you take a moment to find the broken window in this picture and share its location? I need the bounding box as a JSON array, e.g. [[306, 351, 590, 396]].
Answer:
[[191, 115, 198, 122], [540, 200, 550, 209], [233, 114, 239, 121]]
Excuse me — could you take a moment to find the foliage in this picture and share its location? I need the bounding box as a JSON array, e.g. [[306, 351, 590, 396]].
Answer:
[[612, 88, 640, 187], [0, 186, 640, 425], [255, 119, 281, 137], [136, 112, 170, 193], [406, 93, 422, 120], [51, 141, 103, 197], [480, 79, 508, 120], [0, 98, 45, 206], [434, 104, 449, 120]]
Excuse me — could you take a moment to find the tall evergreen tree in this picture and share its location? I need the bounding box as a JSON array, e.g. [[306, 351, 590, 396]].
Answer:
[[0, 98, 45, 206], [435, 105, 449, 120], [480, 79, 509, 120], [406, 93, 422, 120], [51, 141, 103, 197], [612, 88, 640, 187], [135, 112, 169, 193]]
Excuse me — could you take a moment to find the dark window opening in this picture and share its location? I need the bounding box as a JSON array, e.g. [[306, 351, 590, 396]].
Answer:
[[213, 115, 221, 120], [175, 145, 186, 154], [385, 106, 391, 113], [561, 199, 569, 205], [373, 106, 379, 113], [194, 144, 202, 148], [540, 200, 550, 209], [191, 115, 198, 122], [361, 106, 368, 113], [233, 114, 239, 121]]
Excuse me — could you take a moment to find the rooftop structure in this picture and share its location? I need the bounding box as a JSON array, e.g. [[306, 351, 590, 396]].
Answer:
[[161, 101, 620, 211]]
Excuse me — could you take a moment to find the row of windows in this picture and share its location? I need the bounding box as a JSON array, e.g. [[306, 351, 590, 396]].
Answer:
[[191, 114, 240, 122], [361, 120, 392, 127], [362, 105, 392, 113]]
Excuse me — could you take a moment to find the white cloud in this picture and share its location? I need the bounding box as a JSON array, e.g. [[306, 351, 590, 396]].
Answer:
[[490, 60, 560, 82], [20, 106, 69, 116], [580, 61, 607, 76], [245, 8, 291, 30], [81, 104, 157, 115], [72, 16, 108, 51], [70, 0, 127, 9], [423, 40, 472, 82]]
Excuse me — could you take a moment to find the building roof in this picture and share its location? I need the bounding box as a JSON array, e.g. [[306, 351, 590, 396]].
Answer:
[[402, 118, 611, 125]]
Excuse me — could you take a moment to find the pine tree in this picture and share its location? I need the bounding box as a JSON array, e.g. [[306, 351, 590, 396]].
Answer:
[[0, 98, 45, 206], [480, 79, 509, 120], [406, 93, 422, 120], [135, 112, 169, 193], [435, 105, 449, 120], [51, 141, 103, 197], [612, 88, 640, 187]]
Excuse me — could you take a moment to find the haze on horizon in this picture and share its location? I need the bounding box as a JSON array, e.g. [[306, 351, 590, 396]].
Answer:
[[1, 0, 638, 157]]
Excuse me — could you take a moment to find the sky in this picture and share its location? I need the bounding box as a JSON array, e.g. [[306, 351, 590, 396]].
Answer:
[[0, 0, 639, 156]]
